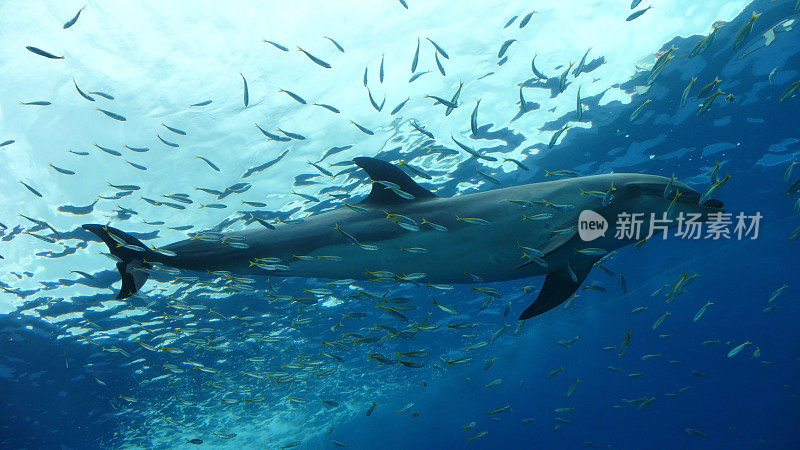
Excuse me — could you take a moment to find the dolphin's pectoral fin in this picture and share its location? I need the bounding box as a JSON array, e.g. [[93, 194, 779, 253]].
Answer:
[[519, 260, 594, 320], [540, 229, 578, 254], [514, 232, 577, 271], [353, 157, 437, 206]]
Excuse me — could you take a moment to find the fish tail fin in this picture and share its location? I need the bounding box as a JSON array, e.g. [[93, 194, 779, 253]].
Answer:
[[82, 224, 153, 299]]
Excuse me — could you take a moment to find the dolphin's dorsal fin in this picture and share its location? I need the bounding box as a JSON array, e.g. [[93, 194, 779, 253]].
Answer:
[[353, 157, 437, 206], [519, 257, 595, 320]]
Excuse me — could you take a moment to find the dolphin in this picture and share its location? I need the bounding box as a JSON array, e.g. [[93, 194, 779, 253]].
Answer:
[[82, 157, 724, 319]]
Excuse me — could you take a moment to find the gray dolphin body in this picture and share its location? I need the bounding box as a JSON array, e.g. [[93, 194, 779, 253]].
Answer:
[[83, 157, 724, 319]]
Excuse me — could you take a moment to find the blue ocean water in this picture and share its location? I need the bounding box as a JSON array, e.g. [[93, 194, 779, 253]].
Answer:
[[1, 0, 799, 449]]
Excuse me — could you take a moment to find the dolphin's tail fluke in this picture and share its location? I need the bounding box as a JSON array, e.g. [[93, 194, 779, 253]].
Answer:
[[82, 224, 153, 299]]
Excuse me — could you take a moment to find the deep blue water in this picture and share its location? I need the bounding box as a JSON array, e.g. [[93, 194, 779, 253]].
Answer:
[[1, 0, 800, 449]]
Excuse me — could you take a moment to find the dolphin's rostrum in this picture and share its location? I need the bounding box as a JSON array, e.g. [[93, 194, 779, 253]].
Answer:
[[83, 157, 724, 320]]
